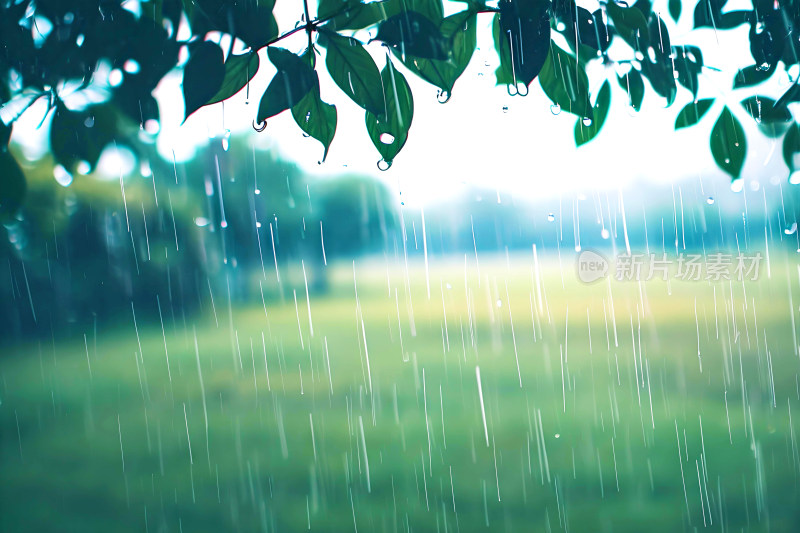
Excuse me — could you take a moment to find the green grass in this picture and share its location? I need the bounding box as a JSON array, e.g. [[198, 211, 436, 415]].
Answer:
[[2, 256, 800, 532]]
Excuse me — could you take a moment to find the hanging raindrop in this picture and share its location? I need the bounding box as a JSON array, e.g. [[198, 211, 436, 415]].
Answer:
[[550, 103, 561, 115], [221, 130, 231, 151], [253, 120, 267, 132]]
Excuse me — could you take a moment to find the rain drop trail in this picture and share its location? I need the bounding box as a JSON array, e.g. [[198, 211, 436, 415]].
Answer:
[[359, 415, 371, 492], [270, 222, 280, 284], [293, 290, 305, 350], [84, 333, 92, 380], [156, 295, 172, 382], [309, 413, 317, 462], [183, 403, 193, 465], [302, 261, 314, 337], [192, 328, 210, 468], [476, 366, 489, 447], [422, 208, 430, 300], [505, 281, 522, 387], [320, 221, 327, 265], [117, 414, 125, 472], [675, 420, 692, 525]]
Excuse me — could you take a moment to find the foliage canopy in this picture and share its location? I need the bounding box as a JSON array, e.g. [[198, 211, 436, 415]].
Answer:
[[2, 0, 800, 217]]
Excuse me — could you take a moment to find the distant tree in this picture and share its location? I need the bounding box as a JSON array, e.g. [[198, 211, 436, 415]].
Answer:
[[3, 0, 800, 218]]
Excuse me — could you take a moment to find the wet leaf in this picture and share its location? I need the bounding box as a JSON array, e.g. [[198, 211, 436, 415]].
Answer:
[[376, 11, 449, 59], [733, 64, 774, 89], [0, 151, 25, 219], [740, 96, 792, 125], [710, 106, 746, 178], [494, 1, 550, 87], [749, 12, 784, 71], [675, 98, 713, 129], [258, 48, 319, 122], [318, 0, 361, 20], [606, 1, 649, 50], [207, 52, 260, 106], [50, 103, 117, 172], [182, 41, 225, 122], [617, 69, 644, 111], [673, 45, 702, 97], [291, 88, 337, 161], [190, 0, 279, 50], [320, 31, 385, 116], [575, 81, 611, 146], [366, 57, 414, 164], [668, 0, 681, 22], [400, 9, 477, 97], [325, 0, 443, 31], [538, 42, 592, 119]]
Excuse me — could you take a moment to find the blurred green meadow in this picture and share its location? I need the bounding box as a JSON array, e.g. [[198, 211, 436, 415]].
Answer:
[[1, 257, 799, 532]]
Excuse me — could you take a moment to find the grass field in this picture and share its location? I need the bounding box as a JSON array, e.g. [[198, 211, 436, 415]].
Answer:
[[1, 254, 800, 532]]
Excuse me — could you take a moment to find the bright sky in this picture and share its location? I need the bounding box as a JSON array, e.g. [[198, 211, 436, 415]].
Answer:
[[10, 0, 795, 206]]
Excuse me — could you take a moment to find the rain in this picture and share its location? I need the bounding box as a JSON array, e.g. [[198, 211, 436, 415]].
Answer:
[[2, 0, 800, 531]]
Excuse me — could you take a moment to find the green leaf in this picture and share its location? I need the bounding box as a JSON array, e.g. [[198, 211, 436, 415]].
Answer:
[[740, 96, 792, 125], [639, 15, 675, 105], [366, 57, 414, 164], [710, 106, 746, 179], [376, 11, 449, 59], [734, 65, 775, 89], [207, 52, 260, 106], [325, 0, 443, 31], [182, 41, 225, 122], [617, 69, 644, 111], [668, 0, 681, 22], [675, 98, 713, 129], [318, 0, 361, 20], [575, 81, 611, 146], [50, 104, 117, 172], [190, 0, 279, 50], [606, 1, 650, 50], [291, 89, 338, 161], [258, 48, 319, 122], [494, 1, 551, 86], [0, 151, 25, 219], [400, 9, 477, 97], [782, 123, 800, 171], [673, 45, 702, 97], [538, 42, 593, 119], [321, 31, 385, 115]]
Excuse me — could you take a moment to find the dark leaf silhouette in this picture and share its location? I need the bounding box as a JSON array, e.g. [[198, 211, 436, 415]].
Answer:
[[182, 41, 226, 122]]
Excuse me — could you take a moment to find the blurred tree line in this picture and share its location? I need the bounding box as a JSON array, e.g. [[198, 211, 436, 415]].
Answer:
[[0, 136, 397, 341]]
